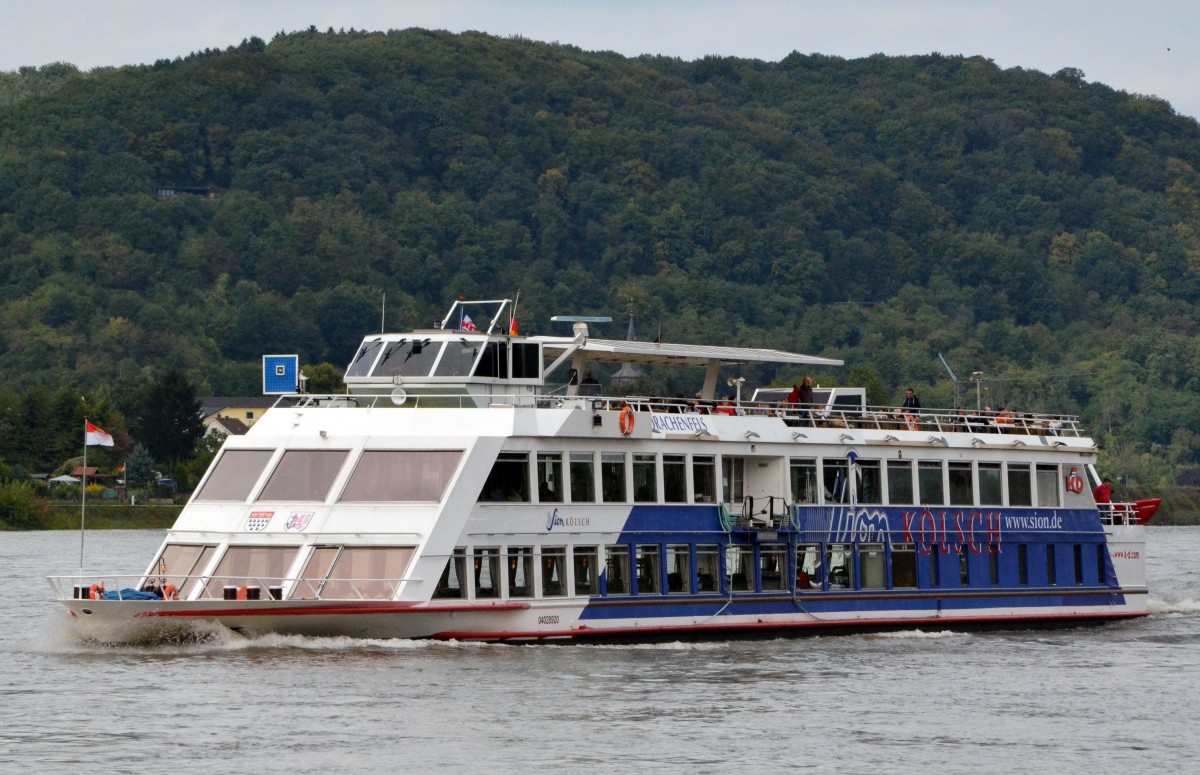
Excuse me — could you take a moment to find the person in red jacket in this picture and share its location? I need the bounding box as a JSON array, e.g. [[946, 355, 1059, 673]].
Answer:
[[1093, 477, 1113, 504]]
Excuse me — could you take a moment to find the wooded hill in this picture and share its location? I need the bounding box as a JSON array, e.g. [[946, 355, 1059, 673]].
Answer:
[[3, 27, 1200, 488]]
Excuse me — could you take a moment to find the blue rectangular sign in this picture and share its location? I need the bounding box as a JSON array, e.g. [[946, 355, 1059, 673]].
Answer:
[[263, 354, 299, 395]]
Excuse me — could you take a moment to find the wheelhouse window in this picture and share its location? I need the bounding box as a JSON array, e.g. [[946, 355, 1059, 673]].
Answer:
[[473, 341, 508, 378], [434, 338, 480, 376], [601, 453, 626, 502], [474, 548, 500, 598], [257, 450, 349, 502], [510, 343, 541, 379], [345, 339, 383, 378], [537, 453, 563, 504], [918, 461, 944, 506], [887, 460, 914, 505], [371, 338, 441, 379], [204, 545, 300, 599], [569, 453, 595, 503], [605, 545, 630, 595], [339, 450, 462, 502], [663, 455, 687, 503], [1008, 464, 1032, 506], [790, 457, 818, 504], [434, 549, 466, 599], [542, 547, 566, 597], [633, 454, 657, 503], [148, 543, 217, 599], [635, 545, 661, 594], [693, 456, 716, 503], [1036, 464, 1061, 507], [979, 463, 1003, 506], [480, 452, 529, 502], [195, 449, 274, 501], [294, 546, 415, 600], [948, 462, 973, 506], [573, 546, 598, 595], [507, 547, 534, 597]]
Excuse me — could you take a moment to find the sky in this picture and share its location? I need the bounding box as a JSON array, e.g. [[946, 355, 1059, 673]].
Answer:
[[3, 1, 1200, 120]]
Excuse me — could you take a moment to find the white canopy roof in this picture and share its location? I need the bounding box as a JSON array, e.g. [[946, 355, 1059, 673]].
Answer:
[[533, 337, 843, 368]]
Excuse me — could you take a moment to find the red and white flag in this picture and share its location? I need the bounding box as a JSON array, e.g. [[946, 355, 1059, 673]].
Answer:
[[460, 312, 478, 332], [85, 420, 114, 447]]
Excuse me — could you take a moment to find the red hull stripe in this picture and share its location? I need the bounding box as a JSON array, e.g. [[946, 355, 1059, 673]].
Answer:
[[135, 601, 530, 618]]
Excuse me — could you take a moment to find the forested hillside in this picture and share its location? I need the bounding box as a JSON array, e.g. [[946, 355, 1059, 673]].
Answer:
[[3, 27, 1200, 486]]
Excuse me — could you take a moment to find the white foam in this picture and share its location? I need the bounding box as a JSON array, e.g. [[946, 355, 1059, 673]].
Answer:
[[1148, 598, 1200, 616], [871, 629, 966, 640]]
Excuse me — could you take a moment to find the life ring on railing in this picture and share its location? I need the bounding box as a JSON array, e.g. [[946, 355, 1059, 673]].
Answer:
[[89, 583, 104, 600], [619, 405, 636, 436], [163, 584, 179, 601]]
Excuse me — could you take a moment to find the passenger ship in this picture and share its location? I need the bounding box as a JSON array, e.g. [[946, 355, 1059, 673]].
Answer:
[[51, 299, 1155, 643]]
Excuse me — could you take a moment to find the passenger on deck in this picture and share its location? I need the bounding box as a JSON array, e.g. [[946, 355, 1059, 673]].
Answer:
[[1094, 477, 1113, 504], [902, 388, 921, 410], [579, 370, 602, 396], [714, 396, 737, 415]]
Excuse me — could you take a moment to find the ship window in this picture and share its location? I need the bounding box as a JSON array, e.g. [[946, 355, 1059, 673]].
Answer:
[[604, 545, 630, 595], [663, 455, 687, 503], [760, 545, 787, 591], [434, 338, 479, 376], [542, 547, 566, 597], [635, 545, 661, 594], [258, 450, 349, 502], [371, 338, 441, 379], [1036, 465, 1061, 507], [948, 462, 973, 506], [149, 543, 217, 599], [989, 544, 1000, 585], [473, 341, 508, 378], [1008, 464, 1032, 506], [474, 548, 500, 598], [692, 455, 716, 503], [797, 544, 821, 590], [723, 457, 746, 503], [696, 545, 720, 592], [1096, 545, 1106, 585], [434, 549, 466, 599], [203, 545, 300, 599], [859, 543, 886, 589], [345, 338, 383, 378], [340, 450, 462, 502], [822, 458, 849, 504], [918, 461, 944, 506], [726, 545, 753, 591], [887, 460, 914, 505], [979, 463, 1003, 506], [293, 546, 415, 600], [195, 449, 274, 501], [827, 544, 853, 589], [601, 453, 626, 502], [959, 545, 970, 586], [573, 546, 598, 596], [569, 453, 595, 503], [858, 459, 882, 504], [480, 452, 529, 502], [929, 544, 941, 587], [666, 544, 691, 592], [1018, 544, 1029, 585], [537, 453, 563, 504], [510, 343, 541, 379], [1046, 545, 1058, 585], [892, 544, 917, 588], [1074, 544, 1084, 585], [633, 454, 657, 503], [507, 547, 534, 597], [790, 458, 818, 504]]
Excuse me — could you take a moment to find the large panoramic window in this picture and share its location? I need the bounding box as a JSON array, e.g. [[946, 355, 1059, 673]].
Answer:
[[294, 546, 415, 600], [149, 543, 217, 599], [195, 449, 274, 501], [339, 450, 461, 502], [257, 450, 349, 502], [479, 452, 529, 502], [203, 545, 300, 599]]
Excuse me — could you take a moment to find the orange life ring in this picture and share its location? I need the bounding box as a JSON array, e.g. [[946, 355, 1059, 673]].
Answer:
[[236, 585, 249, 600], [619, 405, 635, 436], [163, 584, 179, 601], [904, 414, 918, 431], [89, 583, 103, 600], [1066, 470, 1084, 494]]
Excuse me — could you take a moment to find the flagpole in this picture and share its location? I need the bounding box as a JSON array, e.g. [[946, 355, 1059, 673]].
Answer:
[[80, 418, 87, 576]]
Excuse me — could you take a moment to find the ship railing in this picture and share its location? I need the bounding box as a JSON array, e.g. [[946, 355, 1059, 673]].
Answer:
[[1098, 503, 1141, 526], [48, 574, 421, 602], [279, 391, 1084, 436]]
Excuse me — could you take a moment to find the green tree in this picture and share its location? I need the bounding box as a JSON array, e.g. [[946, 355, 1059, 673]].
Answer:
[[131, 370, 204, 469]]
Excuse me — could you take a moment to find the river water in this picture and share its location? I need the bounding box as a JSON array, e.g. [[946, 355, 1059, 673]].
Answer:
[[2, 528, 1198, 774]]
